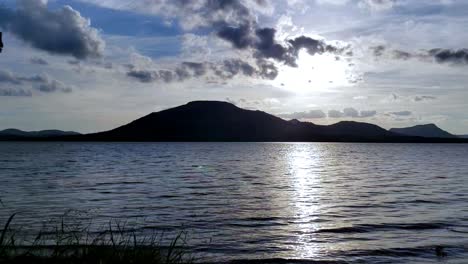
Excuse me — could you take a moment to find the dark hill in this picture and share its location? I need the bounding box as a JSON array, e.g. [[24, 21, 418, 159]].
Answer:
[[390, 124, 456, 138], [323, 121, 394, 138], [86, 101, 298, 141], [80, 101, 402, 142], [0, 129, 80, 140]]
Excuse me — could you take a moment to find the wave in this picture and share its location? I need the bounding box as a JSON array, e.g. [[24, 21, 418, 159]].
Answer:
[[315, 222, 448, 234], [226, 259, 346, 264], [219, 244, 468, 264]]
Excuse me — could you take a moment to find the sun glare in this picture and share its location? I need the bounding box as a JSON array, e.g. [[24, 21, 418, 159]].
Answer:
[[273, 50, 356, 94]]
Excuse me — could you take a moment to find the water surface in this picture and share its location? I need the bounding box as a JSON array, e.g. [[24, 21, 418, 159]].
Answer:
[[0, 142, 467, 263]]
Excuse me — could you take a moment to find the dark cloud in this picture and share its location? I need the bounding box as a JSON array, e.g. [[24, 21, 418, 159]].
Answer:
[[213, 59, 255, 79], [280, 110, 327, 120], [429, 49, 468, 65], [126, 58, 279, 83], [92, 0, 344, 80], [0, 70, 72, 95], [167, 0, 346, 73], [0, 87, 32, 96], [180, 0, 261, 28], [30, 57, 48, 65], [182, 62, 208, 77], [256, 59, 278, 79], [0, 0, 104, 59], [217, 24, 344, 68], [217, 24, 253, 49], [371, 45, 468, 66], [127, 70, 158, 83], [371, 45, 386, 57], [371, 46, 413, 60]]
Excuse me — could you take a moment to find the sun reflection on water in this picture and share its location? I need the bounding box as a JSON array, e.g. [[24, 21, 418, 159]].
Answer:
[[286, 143, 324, 259]]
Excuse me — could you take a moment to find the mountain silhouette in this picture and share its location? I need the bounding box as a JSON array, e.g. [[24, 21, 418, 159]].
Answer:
[[85, 101, 296, 141], [390, 124, 456, 138], [75, 101, 462, 142], [1, 101, 467, 143], [77, 101, 401, 142], [0, 129, 80, 140]]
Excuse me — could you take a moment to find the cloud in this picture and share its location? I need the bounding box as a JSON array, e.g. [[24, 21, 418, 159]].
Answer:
[[360, 110, 378, 118], [413, 95, 436, 102], [429, 49, 468, 65], [388, 111, 412, 116], [30, 57, 48, 65], [126, 58, 279, 83], [392, 50, 412, 60], [343, 107, 359, 118], [0, 87, 32, 96], [280, 110, 327, 119], [328, 108, 377, 118], [283, 107, 378, 120], [0, 70, 22, 84], [0, 69, 72, 95], [316, 0, 350, 5], [328, 109, 344, 118], [353, 95, 368, 100], [217, 24, 345, 68], [0, 0, 105, 59], [359, 0, 397, 10], [80, 0, 345, 76], [370, 46, 468, 66], [317, 0, 397, 10], [79, 0, 271, 30], [30, 75, 73, 93], [371, 45, 386, 57], [225, 97, 282, 110], [126, 70, 157, 83]]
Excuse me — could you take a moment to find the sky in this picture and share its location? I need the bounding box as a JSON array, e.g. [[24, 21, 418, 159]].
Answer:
[[1, 0, 468, 134]]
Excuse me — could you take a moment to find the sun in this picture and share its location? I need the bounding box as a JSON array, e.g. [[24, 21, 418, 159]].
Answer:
[[272, 50, 356, 94]]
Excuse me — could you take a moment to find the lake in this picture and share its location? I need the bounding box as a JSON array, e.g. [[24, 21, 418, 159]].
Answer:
[[0, 142, 467, 263]]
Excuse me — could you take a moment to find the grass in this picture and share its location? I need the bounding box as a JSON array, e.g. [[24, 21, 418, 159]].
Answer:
[[0, 212, 194, 264]]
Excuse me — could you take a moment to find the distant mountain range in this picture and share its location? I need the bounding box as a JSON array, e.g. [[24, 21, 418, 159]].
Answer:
[[0, 129, 80, 140], [1, 101, 467, 143], [389, 124, 457, 138]]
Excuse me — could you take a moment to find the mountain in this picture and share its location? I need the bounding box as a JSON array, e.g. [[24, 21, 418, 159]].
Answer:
[[0, 129, 80, 140], [85, 101, 296, 141], [458, 135, 468, 139], [389, 124, 457, 138], [1, 101, 467, 143], [80, 101, 399, 142]]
